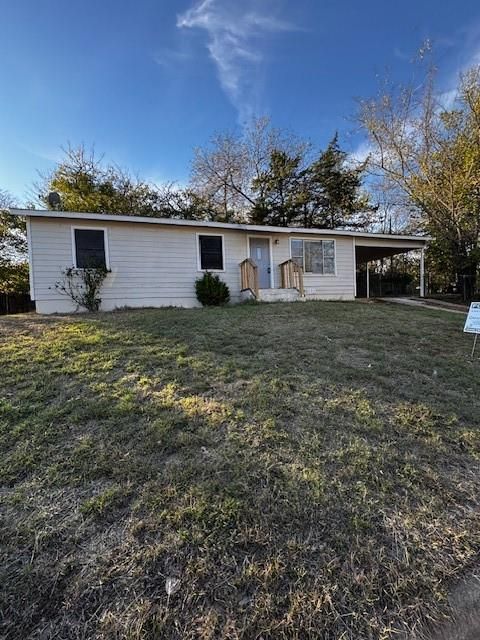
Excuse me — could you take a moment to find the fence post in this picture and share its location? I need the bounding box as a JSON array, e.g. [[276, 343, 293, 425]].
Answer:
[[419, 248, 425, 298]]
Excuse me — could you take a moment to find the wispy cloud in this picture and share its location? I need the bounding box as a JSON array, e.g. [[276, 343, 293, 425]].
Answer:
[[154, 48, 191, 69], [348, 140, 372, 166], [18, 142, 62, 165], [432, 22, 480, 107], [177, 0, 296, 123]]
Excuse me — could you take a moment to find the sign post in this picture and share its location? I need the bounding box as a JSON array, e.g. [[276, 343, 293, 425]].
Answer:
[[464, 302, 480, 358]]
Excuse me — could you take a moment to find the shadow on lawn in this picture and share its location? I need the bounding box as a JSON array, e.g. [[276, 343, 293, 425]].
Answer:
[[1, 304, 480, 639]]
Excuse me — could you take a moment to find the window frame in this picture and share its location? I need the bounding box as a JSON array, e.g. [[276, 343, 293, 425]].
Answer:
[[289, 237, 337, 276], [71, 226, 110, 270], [196, 233, 226, 272]]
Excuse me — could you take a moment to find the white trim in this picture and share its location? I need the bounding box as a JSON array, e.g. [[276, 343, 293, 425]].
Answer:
[[352, 237, 357, 298], [196, 232, 225, 272], [71, 226, 110, 270], [289, 237, 337, 276], [247, 235, 274, 288], [26, 217, 35, 300], [366, 263, 370, 299], [9, 209, 431, 243], [420, 247, 425, 298]]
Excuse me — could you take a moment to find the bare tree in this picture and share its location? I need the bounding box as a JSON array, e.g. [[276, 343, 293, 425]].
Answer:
[[191, 131, 251, 221], [358, 63, 480, 297], [190, 117, 311, 222]]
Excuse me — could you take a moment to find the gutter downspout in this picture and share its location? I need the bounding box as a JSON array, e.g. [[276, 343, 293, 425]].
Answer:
[[366, 262, 370, 299], [352, 237, 357, 298]]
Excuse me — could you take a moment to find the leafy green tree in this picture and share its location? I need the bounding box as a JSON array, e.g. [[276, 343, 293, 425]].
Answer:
[[302, 134, 374, 229], [0, 262, 30, 294], [250, 136, 373, 229], [0, 189, 29, 293], [158, 187, 217, 221], [0, 189, 25, 257], [36, 145, 211, 220], [251, 150, 303, 226], [36, 145, 162, 215]]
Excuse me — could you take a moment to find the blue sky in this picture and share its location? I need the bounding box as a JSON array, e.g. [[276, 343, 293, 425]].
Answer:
[[2, 0, 480, 203]]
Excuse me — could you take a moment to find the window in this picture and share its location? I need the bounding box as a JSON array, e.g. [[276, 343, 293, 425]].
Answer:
[[73, 228, 108, 269], [198, 234, 224, 270], [290, 239, 335, 274]]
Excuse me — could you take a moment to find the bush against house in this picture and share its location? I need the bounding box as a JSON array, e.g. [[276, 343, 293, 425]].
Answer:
[[195, 272, 230, 306], [55, 266, 109, 312]]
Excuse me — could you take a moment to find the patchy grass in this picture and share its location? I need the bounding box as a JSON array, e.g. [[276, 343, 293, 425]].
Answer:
[[0, 301, 479, 640]]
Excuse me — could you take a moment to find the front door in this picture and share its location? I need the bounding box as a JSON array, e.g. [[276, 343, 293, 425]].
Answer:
[[249, 237, 271, 288]]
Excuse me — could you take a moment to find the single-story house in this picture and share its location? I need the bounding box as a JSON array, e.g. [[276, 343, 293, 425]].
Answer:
[[10, 209, 429, 314]]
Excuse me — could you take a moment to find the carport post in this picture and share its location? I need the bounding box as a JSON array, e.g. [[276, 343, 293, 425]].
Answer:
[[420, 248, 425, 298], [366, 262, 370, 299]]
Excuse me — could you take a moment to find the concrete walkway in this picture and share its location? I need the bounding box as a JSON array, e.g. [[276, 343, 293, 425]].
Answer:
[[378, 297, 468, 315]]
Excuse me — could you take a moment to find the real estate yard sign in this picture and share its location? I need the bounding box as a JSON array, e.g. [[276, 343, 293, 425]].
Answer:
[[464, 302, 480, 357]]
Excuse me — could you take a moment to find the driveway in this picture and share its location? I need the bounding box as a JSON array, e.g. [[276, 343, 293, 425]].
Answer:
[[379, 297, 468, 315]]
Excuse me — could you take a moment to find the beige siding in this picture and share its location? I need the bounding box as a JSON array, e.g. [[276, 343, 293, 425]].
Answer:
[[270, 232, 355, 300], [30, 218, 246, 313], [29, 217, 356, 313]]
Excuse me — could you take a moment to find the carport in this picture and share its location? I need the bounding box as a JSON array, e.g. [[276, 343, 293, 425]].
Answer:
[[354, 234, 429, 299]]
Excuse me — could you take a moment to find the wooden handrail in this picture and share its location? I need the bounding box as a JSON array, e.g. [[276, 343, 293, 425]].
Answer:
[[239, 258, 259, 298], [279, 259, 304, 296]]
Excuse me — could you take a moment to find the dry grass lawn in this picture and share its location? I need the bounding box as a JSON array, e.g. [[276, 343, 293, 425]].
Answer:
[[1, 301, 479, 639]]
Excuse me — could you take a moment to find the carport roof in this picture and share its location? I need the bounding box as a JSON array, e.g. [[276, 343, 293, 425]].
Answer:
[[355, 245, 422, 263], [354, 234, 427, 263]]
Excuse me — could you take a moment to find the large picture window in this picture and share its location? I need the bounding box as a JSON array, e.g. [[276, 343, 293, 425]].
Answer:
[[73, 228, 108, 269], [290, 239, 335, 274], [198, 234, 224, 271]]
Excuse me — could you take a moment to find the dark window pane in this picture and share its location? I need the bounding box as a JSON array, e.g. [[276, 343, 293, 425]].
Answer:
[[75, 229, 106, 269], [199, 235, 223, 270]]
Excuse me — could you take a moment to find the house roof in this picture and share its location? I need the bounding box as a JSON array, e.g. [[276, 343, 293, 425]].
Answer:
[[9, 209, 430, 243]]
